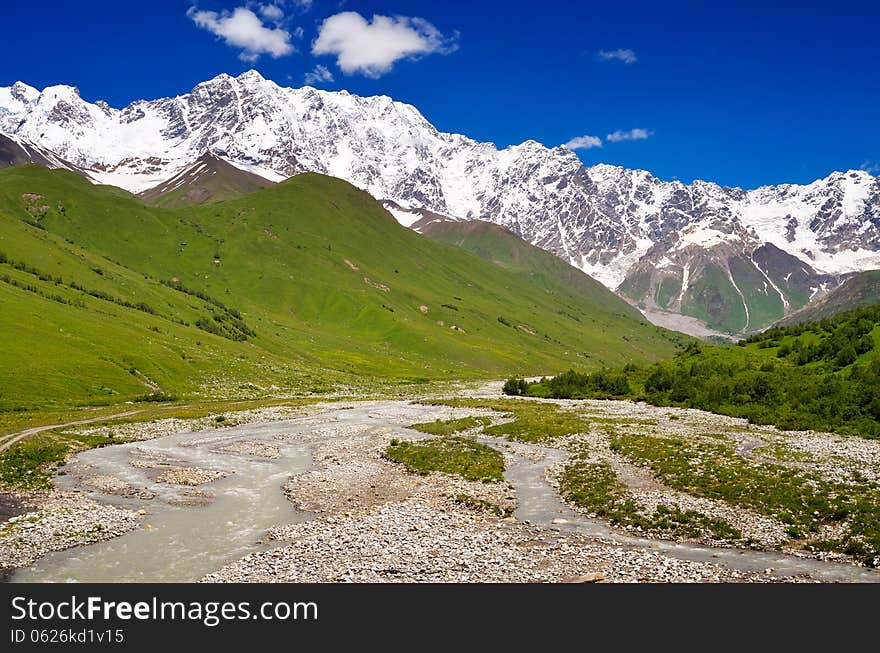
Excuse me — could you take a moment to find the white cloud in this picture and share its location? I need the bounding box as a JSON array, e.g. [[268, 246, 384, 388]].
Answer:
[[860, 160, 879, 175], [187, 6, 295, 61], [312, 11, 458, 78], [606, 128, 652, 142], [304, 64, 334, 85], [258, 4, 284, 22], [564, 135, 603, 150], [265, 0, 313, 17], [598, 48, 637, 64]]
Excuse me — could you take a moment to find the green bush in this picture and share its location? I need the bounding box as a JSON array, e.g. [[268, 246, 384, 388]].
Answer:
[[503, 378, 529, 396], [515, 305, 880, 439]]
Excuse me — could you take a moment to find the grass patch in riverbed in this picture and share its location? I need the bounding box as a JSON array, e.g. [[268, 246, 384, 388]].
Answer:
[[450, 493, 512, 517], [0, 431, 116, 490], [558, 457, 741, 541], [751, 442, 814, 463], [579, 415, 658, 427], [408, 416, 492, 436], [610, 432, 880, 565], [384, 436, 504, 482], [423, 399, 590, 442]]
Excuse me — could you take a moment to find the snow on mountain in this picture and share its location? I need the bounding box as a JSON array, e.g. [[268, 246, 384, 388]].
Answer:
[[0, 133, 95, 179], [1, 70, 878, 333], [742, 170, 880, 274], [381, 200, 464, 231]]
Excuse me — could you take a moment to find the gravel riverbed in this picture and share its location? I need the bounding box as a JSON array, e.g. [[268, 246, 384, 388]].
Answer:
[[203, 498, 764, 583], [0, 491, 140, 571], [2, 392, 878, 583]]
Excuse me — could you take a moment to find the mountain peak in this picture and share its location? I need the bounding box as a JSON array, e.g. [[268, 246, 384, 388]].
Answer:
[[514, 139, 547, 150], [201, 72, 235, 87], [137, 149, 274, 206], [236, 69, 266, 82], [10, 81, 39, 103], [39, 84, 81, 100]]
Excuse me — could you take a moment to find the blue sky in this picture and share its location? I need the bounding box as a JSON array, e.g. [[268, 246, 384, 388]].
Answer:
[[1, 0, 878, 188]]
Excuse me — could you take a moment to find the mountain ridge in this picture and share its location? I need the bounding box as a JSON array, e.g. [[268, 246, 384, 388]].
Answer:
[[775, 270, 880, 326], [137, 152, 274, 206], [2, 71, 878, 334]]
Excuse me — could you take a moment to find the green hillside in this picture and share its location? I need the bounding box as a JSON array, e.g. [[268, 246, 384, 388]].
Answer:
[[777, 270, 880, 326], [0, 165, 684, 411], [417, 218, 639, 318], [511, 305, 880, 438]]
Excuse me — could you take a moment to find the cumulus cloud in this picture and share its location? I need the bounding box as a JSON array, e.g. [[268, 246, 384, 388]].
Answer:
[[312, 11, 459, 78], [564, 135, 603, 150], [606, 128, 652, 142], [187, 6, 295, 61], [598, 48, 637, 64], [304, 64, 335, 85]]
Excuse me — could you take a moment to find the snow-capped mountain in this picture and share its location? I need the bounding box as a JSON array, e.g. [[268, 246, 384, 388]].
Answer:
[[2, 70, 878, 333]]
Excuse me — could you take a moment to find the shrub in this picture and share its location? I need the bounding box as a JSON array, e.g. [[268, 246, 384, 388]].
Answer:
[[503, 378, 529, 396]]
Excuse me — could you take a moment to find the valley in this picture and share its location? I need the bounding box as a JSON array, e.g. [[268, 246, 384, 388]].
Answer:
[[0, 165, 681, 411], [0, 72, 878, 586]]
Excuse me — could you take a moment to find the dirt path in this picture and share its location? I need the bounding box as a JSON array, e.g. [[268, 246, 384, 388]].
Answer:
[[0, 410, 144, 453]]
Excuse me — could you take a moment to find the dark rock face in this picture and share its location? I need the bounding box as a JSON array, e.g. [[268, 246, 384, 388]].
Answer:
[[0, 133, 92, 178]]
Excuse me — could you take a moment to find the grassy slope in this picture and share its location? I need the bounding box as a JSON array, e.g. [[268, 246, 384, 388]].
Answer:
[[0, 182, 303, 409], [417, 219, 644, 321], [778, 270, 880, 326], [681, 262, 748, 333], [0, 166, 683, 410]]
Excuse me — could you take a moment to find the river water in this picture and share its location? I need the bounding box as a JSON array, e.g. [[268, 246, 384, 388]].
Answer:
[[493, 439, 880, 583], [12, 401, 441, 583], [13, 422, 314, 583]]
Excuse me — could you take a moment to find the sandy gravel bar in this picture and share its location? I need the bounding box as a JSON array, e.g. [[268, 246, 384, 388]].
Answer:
[[216, 440, 281, 459], [282, 425, 514, 516], [0, 491, 140, 570], [202, 498, 782, 583], [65, 405, 317, 442], [153, 466, 226, 486]]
